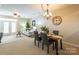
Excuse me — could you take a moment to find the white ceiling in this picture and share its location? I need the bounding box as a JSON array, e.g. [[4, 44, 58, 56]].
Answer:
[[0, 4, 70, 18]]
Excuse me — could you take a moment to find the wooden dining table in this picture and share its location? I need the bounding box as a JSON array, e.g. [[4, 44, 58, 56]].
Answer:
[[47, 33, 63, 55]]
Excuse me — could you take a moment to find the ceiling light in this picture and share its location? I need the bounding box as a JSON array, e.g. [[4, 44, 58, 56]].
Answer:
[[41, 4, 52, 20]]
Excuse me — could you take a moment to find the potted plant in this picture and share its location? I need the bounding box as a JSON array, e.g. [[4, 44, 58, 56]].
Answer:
[[26, 21, 31, 31], [40, 26, 49, 33]]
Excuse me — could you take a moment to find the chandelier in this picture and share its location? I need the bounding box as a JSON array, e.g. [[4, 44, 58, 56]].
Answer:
[[41, 4, 52, 20], [12, 9, 20, 18]]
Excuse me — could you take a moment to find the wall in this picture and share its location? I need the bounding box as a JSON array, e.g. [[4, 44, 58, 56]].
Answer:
[[51, 5, 79, 45]]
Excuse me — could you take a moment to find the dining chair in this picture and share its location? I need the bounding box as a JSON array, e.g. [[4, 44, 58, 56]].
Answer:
[[0, 33, 3, 43], [53, 30, 63, 49], [34, 31, 42, 48], [41, 32, 53, 54], [53, 30, 59, 35]]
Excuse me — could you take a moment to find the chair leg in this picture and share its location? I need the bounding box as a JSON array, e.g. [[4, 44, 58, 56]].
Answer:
[[52, 42, 55, 50], [0, 40, 1, 43], [42, 43, 44, 50], [47, 45, 49, 54], [38, 41, 39, 48], [34, 39, 36, 45]]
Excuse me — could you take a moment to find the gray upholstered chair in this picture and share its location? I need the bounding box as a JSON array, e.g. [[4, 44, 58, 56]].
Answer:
[[0, 33, 3, 43], [53, 30, 59, 35], [41, 32, 53, 54], [34, 31, 42, 48]]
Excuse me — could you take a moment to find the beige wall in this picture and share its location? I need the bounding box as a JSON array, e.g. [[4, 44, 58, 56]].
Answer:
[[50, 5, 79, 45]]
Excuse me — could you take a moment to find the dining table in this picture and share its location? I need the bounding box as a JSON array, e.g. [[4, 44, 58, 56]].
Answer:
[[47, 33, 63, 55]]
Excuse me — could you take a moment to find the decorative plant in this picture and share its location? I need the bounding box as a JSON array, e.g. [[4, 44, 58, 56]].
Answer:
[[40, 26, 49, 33], [26, 21, 31, 31]]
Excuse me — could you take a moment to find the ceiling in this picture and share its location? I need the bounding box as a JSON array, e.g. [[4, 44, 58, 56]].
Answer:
[[0, 4, 71, 18]]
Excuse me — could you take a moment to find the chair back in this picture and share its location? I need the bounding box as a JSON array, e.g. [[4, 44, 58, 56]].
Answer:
[[0, 33, 3, 40], [53, 30, 59, 35], [41, 33, 48, 44], [34, 31, 39, 40]]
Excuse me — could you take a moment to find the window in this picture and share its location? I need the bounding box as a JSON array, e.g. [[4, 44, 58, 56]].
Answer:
[[11, 22, 16, 32], [3, 22, 9, 33], [0, 18, 17, 34]]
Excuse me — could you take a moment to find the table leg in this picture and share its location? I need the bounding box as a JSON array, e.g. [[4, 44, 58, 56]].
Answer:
[[52, 42, 55, 50], [60, 39, 63, 49], [55, 41, 59, 55]]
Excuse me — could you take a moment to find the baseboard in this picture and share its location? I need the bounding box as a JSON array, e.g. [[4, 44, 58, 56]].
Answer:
[[63, 41, 79, 48]]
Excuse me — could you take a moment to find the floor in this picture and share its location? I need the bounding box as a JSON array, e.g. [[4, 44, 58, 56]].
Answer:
[[0, 35, 79, 55]]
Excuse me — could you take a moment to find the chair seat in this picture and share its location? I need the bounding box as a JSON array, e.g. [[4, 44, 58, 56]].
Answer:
[[37, 37, 42, 41], [42, 39, 53, 45]]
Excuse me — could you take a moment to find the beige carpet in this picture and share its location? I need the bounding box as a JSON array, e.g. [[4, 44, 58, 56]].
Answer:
[[0, 35, 47, 55], [0, 35, 79, 55]]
